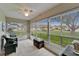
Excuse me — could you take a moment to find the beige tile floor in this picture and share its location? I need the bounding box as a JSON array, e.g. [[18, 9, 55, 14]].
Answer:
[[9, 39, 55, 56]]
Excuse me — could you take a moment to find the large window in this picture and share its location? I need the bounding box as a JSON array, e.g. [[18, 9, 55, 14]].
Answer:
[[50, 16, 62, 45], [61, 11, 79, 46], [31, 8, 79, 47], [37, 19, 48, 41], [7, 22, 27, 37], [50, 10, 79, 47], [31, 19, 48, 41]]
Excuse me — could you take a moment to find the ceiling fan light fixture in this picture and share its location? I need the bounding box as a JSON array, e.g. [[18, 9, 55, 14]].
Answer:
[[20, 8, 33, 17]]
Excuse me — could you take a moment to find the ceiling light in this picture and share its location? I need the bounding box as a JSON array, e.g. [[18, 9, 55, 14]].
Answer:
[[19, 8, 33, 17], [25, 12, 29, 16]]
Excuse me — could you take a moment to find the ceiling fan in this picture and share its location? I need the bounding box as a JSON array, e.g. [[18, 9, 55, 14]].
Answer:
[[18, 6, 33, 16], [11, 4, 33, 17], [23, 8, 33, 16], [19, 6, 33, 16]]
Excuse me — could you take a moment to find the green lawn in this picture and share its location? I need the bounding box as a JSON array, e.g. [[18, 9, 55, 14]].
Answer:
[[14, 30, 27, 37], [32, 31, 79, 47]]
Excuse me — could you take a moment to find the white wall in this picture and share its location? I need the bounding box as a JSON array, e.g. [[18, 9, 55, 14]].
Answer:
[[0, 9, 6, 54]]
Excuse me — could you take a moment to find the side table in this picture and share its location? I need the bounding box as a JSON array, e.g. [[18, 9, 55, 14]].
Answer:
[[33, 39, 44, 49]]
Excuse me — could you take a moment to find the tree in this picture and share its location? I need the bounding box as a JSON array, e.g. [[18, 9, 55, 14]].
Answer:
[[62, 12, 79, 34]]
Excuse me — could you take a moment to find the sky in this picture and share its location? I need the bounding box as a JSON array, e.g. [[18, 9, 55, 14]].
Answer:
[[50, 17, 61, 26], [33, 18, 61, 27], [37, 17, 61, 26], [32, 12, 79, 27]]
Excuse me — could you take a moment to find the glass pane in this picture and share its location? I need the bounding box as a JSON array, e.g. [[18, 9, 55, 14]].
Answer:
[[50, 16, 61, 45], [7, 22, 27, 38], [36, 19, 48, 41], [62, 11, 79, 47], [31, 19, 48, 41]]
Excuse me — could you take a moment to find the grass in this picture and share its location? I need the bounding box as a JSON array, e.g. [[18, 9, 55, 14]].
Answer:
[[14, 30, 27, 37], [32, 31, 79, 47], [15, 30, 79, 47]]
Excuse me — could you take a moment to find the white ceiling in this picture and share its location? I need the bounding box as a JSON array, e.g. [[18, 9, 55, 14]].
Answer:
[[0, 3, 59, 20]]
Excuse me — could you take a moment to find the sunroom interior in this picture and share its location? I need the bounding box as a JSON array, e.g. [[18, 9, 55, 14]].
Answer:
[[0, 3, 79, 56]]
